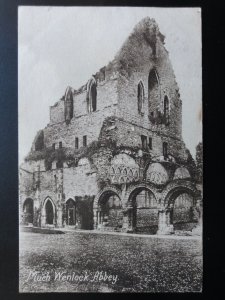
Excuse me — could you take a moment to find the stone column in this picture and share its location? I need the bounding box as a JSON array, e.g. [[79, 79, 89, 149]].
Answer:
[[41, 208, 46, 228], [97, 211, 104, 230], [191, 195, 202, 235], [122, 209, 129, 232], [157, 207, 174, 235], [57, 207, 63, 228], [196, 196, 203, 222], [57, 168, 64, 228], [93, 209, 98, 229], [122, 207, 134, 232], [34, 167, 41, 227]]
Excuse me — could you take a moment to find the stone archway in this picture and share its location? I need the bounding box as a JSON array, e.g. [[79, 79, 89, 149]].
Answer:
[[23, 198, 34, 225], [126, 185, 158, 234], [164, 186, 198, 232], [41, 198, 56, 227], [162, 181, 198, 208], [45, 200, 54, 224], [171, 192, 197, 231], [158, 181, 200, 234], [93, 187, 123, 231]]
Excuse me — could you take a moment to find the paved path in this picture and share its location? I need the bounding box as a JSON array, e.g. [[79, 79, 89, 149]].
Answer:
[[20, 226, 202, 240], [60, 228, 202, 240]]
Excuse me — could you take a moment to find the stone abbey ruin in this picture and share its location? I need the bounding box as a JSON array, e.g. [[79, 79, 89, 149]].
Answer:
[[20, 17, 202, 235]]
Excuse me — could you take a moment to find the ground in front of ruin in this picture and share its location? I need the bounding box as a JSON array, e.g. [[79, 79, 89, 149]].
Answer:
[[19, 231, 202, 293]]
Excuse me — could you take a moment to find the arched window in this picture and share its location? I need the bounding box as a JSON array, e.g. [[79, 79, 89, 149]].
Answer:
[[34, 130, 44, 151], [45, 199, 54, 225], [148, 69, 160, 108], [64, 87, 74, 124], [23, 198, 34, 224], [164, 95, 169, 125], [137, 81, 144, 114], [87, 78, 97, 113], [163, 142, 168, 159]]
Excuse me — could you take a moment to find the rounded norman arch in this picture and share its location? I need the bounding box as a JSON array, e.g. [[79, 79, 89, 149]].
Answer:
[[94, 187, 123, 230], [126, 184, 158, 234], [124, 183, 158, 205], [127, 185, 157, 206], [165, 189, 198, 231], [93, 186, 122, 209], [162, 181, 198, 208]]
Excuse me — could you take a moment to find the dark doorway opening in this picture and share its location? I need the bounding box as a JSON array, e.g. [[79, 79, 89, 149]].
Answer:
[[23, 198, 34, 224], [45, 200, 54, 225], [66, 199, 76, 225], [98, 193, 123, 230]]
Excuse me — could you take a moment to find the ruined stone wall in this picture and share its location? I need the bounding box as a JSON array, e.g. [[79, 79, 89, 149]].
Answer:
[[19, 169, 35, 200], [116, 29, 182, 137], [50, 99, 65, 124], [38, 170, 58, 204], [63, 165, 98, 199], [43, 78, 119, 149], [73, 78, 118, 117], [154, 40, 182, 138], [44, 105, 117, 149], [136, 209, 159, 234], [113, 18, 184, 161], [100, 118, 188, 162], [107, 209, 123, 228]]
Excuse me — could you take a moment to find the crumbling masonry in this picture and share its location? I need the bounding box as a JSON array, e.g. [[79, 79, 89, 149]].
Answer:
[[20, 18, 202, 234]]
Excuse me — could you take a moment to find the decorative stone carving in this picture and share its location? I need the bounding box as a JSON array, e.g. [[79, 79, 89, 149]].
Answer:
[[107, 153, 140, 184], [174, 167, 191, 180], [146, 163, 168, 185]]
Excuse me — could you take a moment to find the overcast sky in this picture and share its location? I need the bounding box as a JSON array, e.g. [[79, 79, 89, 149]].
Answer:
[[18, 6, 202, 164]]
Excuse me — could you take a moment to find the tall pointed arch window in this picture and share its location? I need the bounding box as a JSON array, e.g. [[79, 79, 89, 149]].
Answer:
[[148, 68, 160, 107], [87, 78, 97, 113], [64, 87, 74, 124], [137, 81, 144, 114], [164, 95, 169, 125]]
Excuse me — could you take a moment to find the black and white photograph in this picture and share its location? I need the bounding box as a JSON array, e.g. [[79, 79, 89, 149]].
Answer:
[[18, 6, 202, 293]]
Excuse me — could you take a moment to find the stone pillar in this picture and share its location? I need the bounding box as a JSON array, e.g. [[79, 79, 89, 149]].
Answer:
[[93, 209, 98, 229], [157, 207, 174, 235], [57, 168, 64, 228], [122, 209, 129, 232], [57, 207, 63, 228], [196, 196, 203, 222], [96, 211, 105, 229], [41, 209, 46, 228], [122, 207, 134, 232], [191, 195, 203, 235], [34, 167, 41, 227]]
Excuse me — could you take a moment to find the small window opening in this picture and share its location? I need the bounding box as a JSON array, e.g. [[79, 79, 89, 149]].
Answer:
[[75, 137, 79, 149], [163, 142, 168, 158], [148, 137, 152, 150], [141, 135, 147, 150], [83, 136, 87, 147]]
